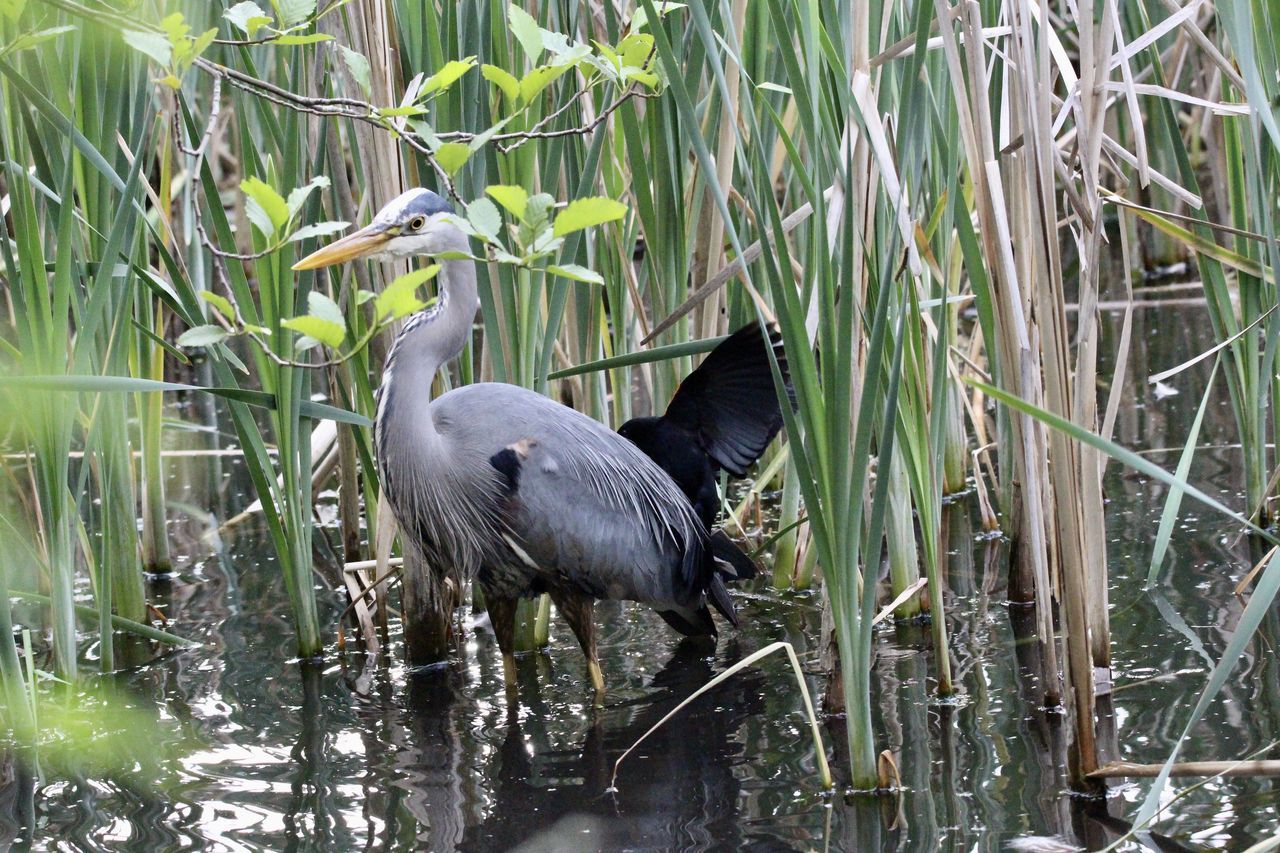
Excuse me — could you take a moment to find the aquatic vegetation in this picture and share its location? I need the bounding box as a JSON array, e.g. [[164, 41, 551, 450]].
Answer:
[[1, 0, 1279, 846]]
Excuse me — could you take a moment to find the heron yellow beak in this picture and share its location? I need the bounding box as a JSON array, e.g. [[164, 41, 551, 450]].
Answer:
[[292, 223, 393, 270]]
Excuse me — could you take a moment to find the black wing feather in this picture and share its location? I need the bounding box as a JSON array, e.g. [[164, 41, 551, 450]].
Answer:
[[663, 323, 793, 476]]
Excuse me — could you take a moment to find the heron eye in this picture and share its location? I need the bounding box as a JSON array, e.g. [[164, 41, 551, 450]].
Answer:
[[408, 215, 427, 232]]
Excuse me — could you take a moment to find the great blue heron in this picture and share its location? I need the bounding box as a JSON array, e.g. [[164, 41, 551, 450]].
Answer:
[[294, 188, 783, 693]]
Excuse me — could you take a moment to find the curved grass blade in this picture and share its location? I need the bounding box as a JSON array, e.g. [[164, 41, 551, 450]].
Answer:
[[548, 335, 727, 380], [968, 378, 1277, 546], [610, 641, 831, 790], [10, 591, 200, 648], [1147, 359, 1219, 586], [0, 375, 371, 427], [1133, 546, 1280, 828]]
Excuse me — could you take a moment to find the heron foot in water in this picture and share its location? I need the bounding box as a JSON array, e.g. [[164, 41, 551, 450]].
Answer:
[[502, 654, 518, 691], [588, 658, 606, 702]]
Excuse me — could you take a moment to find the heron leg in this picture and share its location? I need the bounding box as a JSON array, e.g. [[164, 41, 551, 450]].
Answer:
[[485, 594, 519, 690], [549, 589, 604, 696]]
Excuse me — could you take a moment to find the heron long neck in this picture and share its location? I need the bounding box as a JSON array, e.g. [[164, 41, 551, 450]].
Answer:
[[375, 244, 479, 456], [385, 253, 478, 392]]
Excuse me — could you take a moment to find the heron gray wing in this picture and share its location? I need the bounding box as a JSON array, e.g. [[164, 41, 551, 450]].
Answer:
[[481, 397, 710, 608]]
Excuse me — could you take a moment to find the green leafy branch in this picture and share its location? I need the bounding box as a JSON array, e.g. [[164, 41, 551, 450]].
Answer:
[[454, 188, 628, 285], [121, 13, 218, 90], [178, 265, 441, 369], [73, 0, 680, 203], [219, 0, 339, 47], [183, 182, 626, 365]]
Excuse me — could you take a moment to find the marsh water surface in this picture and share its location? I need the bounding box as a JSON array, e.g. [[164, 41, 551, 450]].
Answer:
[[4, 302, 1280, 850]]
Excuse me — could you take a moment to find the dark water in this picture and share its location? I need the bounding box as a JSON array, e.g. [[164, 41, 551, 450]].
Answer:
[[5, 302, 1280, 850]]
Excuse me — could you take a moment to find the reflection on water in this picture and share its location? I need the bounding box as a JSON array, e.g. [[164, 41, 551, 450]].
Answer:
[[3, 305, 1280, 850]]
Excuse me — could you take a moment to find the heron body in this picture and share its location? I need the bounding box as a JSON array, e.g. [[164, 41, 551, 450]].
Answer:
[[296, 188, 740, 691]]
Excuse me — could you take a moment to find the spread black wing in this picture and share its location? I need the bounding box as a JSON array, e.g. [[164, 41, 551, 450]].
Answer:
[[663, 323, 792, 477]]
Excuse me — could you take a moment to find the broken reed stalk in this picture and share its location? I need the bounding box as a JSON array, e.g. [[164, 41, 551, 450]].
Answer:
[[1089, 760, 1280, 779]]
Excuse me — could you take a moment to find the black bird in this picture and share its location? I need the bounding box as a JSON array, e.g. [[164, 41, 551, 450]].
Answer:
[[618, 323, 792, 581]]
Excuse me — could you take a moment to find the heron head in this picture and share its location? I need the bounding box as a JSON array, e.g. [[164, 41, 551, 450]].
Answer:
[[293, 188, 459, 270]]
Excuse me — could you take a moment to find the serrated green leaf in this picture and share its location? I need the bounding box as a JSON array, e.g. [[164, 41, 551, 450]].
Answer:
[[190, 27, 217, 60], [282, 316, 345, 348], [540, 30, 591, 66], [289, 221, 350, 242], [467, 116, 512, 151], [519, 64, 570, 104], [619, 33, 654, 68], [552, 196, 627, 237], [465, 198, 502, 243], [628, 70, 659, 89], [378, 105, 425, 118], [198, 291, 235, 318], [159, 12, 190, 43], [121, 29, 171, 67], [338, 45, 371, 97], [447, 215, 479, 241], [519, 194, 555, 246], [508, 6, 543, 64], [375, 265, 439, 320], [526, 193, 555, 224], [307, 290, 344, 327], [420, 57, 476, 96], [270, 33, 331, 46], [285, 175, 330, 220], [481, 64, 519, 102], [225, 1, 272, 37], [530, 232, 564, 254], [277, 0, 316, 28], [407, 118, 439, 148], [241, 176, 289, 236], [176, 324, 229, 348], [592, 40, 621, 73], [486, 185, 528, 220], [434, 142, 470, 176], [548, 264, 604, 285], [630, 2, 686, 31]]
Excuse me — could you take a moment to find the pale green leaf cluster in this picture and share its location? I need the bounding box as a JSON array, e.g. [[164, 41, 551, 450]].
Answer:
[[396, 4, 666, 183], [120, 13, 217, 90], [281, 292, 346, 350], [238, 174, 345, 245], [375, 266, 440, 321], [221, 0, 332, 47], [431, 186, 623, 285]]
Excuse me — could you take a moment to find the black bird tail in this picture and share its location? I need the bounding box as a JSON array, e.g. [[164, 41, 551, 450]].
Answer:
[[656, 572, 738, 637], [656, 604, 718, 637], [706, 574, 738, 627], [710, 529, 758, 581]]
